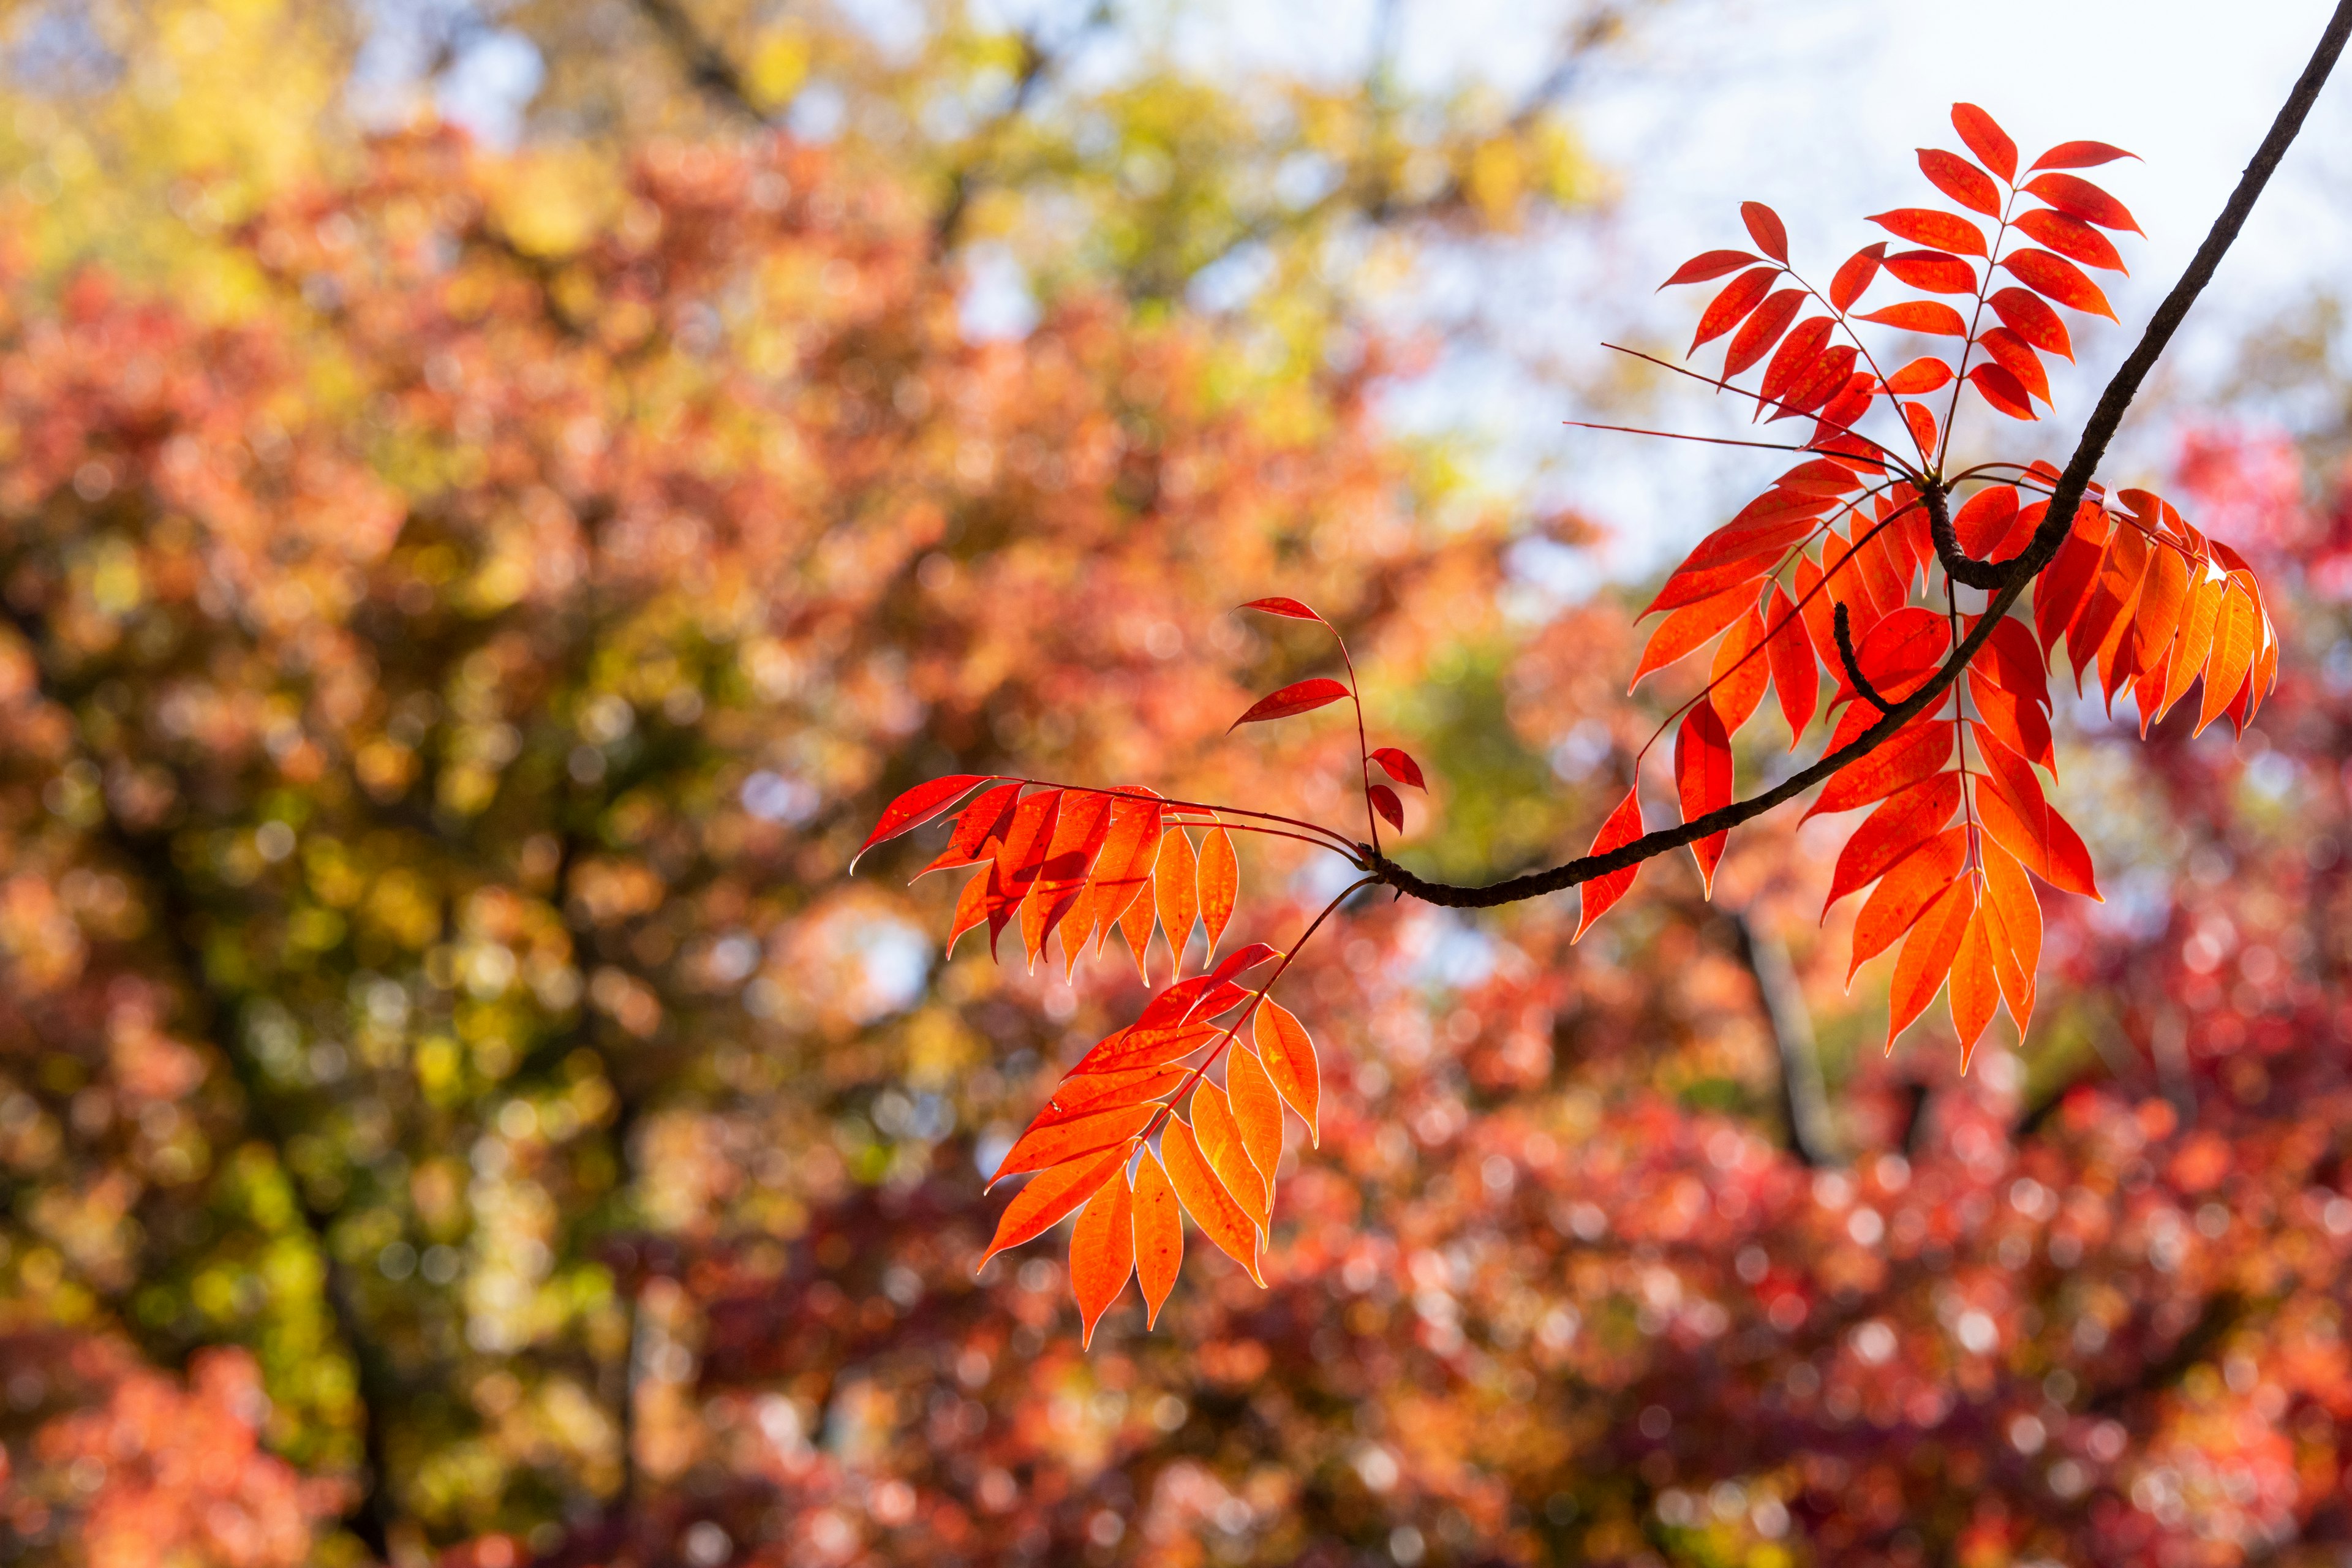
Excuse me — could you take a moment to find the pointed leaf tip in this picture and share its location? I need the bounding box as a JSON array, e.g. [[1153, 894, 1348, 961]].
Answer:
[[851, 775, 995, 870]]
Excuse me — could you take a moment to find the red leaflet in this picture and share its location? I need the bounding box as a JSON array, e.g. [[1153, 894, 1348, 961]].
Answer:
[[1197, 826, 1238, 962], [1029, 790, 1114, 963], [1883, 249, 1977, 294], [2023, 172, 2141, 233], [1070, 1175, 1134, 1347], [1824, 773, 1962, 915], [981, 1145, 1128, 1267], [1975, 612, 2052, 708], [1204, 940, 1280, 990], [1741, 201, 1790, 262], [1830, 243, 1888, 311], [1724, 287, 1807, 377], [1691, 266, 1780, 352], [1660, 248, 1762, 287], [1887, 875, 1978, 1048], [1771, 345, 1858, 419], [1085, 794, 1164, 952], [992, 1102, 1158, 1186], [1951, 103, 2018, 182], [1953, 486, 2019, 555], [1975, 326, 2051, 406], [1758, 316, 1836, 405], [1948, 900, 2002, 1063], [1988, 287, 2073, 359], [1855, 301, 1967, 336], [1903, 401, 1937, 456], [1154, 827, 1199, 971], [1676, 704, 1733, 893], [1132, 1148, 1183, 1327], [1160, 1118, 1262, 1284], [2033, 508, 2110, 655], [2013, 208, 2126, 273], [1777, 459, 1869, 497], [1068, 1020, 1223, 1076], [1918, 149, 2001, 217], [1807, 719, 1954, 818], [946, 867, 994, 957], [1253, 1001, 1320, 1142], [1969, 674, 2054, 771], [2160, 576, 2225, 722], [1634, 583, 1755, 686], [853, 775, 993, 869], [1978, 839, 2041, 1036], [1869, 208, 1988, 257], [1969, 362, 2037, 421], [919, 779, 1023, 876], [1848, 828, 1967, 979], [990, 789, 1064, 956], [1709, 607, 1771, 733], [1765, 584, 1819, 744], [2029, 140, 2137, 172], [1850, 606, 1950, 704], [1238, 596, 1325, 622], [1227, 1044, 1284, 1185], [1029, 1066, 1192, 1130], [1368, 783, 1404, 832], [2198, 589, 2260, 736], [1231, 677, 1351, 728], [2000, 249, 2116, 320], [1575, 789, 1645, 942], [1885, 356, 1953, 394], [1370, 746, 1426, 790]]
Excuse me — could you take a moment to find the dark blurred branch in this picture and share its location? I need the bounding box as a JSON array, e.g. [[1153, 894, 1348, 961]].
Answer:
[[934, 4, 1112, 250], [631, 0, 772, 124], [1722, 908, 1838, 1167], [1508, 4, 1628, 131]]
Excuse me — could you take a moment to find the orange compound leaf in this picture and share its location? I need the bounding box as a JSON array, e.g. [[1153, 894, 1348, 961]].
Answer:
[[1969, 363, 2038, 422], [1848, 827, 1968, 981], [1161, 1118, 1262, 1284], [1758, 316, 1836, 406], [917, 779, 1022, 878], [1069, 1020, 1224, 1076], [1980, 837, 2043, 1036], [1634, 582, 1755, 686], [991, 1102, 1158, 1188], [1154, 826, 1199, 973], [1370, 746, 1427, 790], [1191, 1081, 1271, 1233], [1885, 356, 1954, 395], [1807, 718, 1954, 819], [1132, 1147, 1183, 1327], [1575, 788, 1646, 943], [1709, 606, 1773, 734], [1988, 287, 2074, 360], [1829, 242, 1888, 311], [979, 1145, 1129, 1268], [2030, 140, 2138, 172], [1197, 826, 1238, 962], [2000, 249, 2117, 320], [1765, 584, 1820, 744], [1883, 249, 1978, 295], [1086, 794, 1164, 951], [1855, 300, 1968, 336], [2013, 208, 2127, 273], [2022, 172, 2141, 234], [1691, 265, 1780, 353], [853, 775, 996, 871], [1741, 201, 1790, 262], [1953, 486, 2021, 555], [1870, 208, 1989, 258], [1238, 595, 1327, 624], [1368, 783, 1405, 832], [1948, 899, 2003, 1065], [1724, 287, 1808, 378], [1887, 873, 1978, 1049], [1918, 148, 2001, 217], [1676, 703, 1735, 894], [1030, 1066, 1193, 1131], [1230, 677, 1351, 729], [1253, 1000, 1321, 1142], [1951, 103, 2018, 183], [1070, 1174, 1136, 1347], [1975, 328, 2052, 407], [1227, 1042, 1284, 1186], [1824, 772, 1962, 916], [1660, 248, 1762, 287]]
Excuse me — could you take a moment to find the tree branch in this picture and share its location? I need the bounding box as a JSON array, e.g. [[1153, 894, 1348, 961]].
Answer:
[[1723, 908, 1838, 1167], [631, 0, 772, 125], [1370, 0, 2352, 911], [1831, 601, 1893, 715]]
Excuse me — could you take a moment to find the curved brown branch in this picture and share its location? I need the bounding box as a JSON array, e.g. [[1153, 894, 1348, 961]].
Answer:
[[1832, 601, 1894, 715], [1923, 481, 2011, 590], [1370, 0, 2352, 911]]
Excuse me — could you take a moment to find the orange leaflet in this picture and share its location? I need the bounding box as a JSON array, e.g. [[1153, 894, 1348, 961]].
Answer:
[[2072, 527, 2150, 693], [1132, 1147, 1183, 1327], [1634, 582, 1755, 687], [1575, 788, 1646, 942], [1709, 606, 1772, 733], [1969, 674, 2055, 772], [1724, 287, 1807, 377], [1253, 1000, 1320, 1142], [1829, 242, 1888, 310], [1980, 837, 2042, 1036], [1115, 870, 1159, 982], [1887, 875, 1977, 1049], [1884, 249, 1977, 295], [918, 778, 1021, 876], [1953, 486, 2019, 554], [1161, 1118, 1262, 1284], [1850, 606, 1950, 704], [1848, 827, 1968, 979], [2030, 140, 2137, 172], [1975, 328, 2051, 407], [852, 774, 993, 869], [1988, 287, 2073, 360], [2198, 588, 2260, 736], [1948, 898, 2002, 1065], [2013, 208, 2126, 273], [1918, 149, 2000, 217], [1068, 1020, 1224, 1075], [1070, 1173, 1135, 1347], [2022, 172, 2141, 234], [1191, 1082, 1270, 1232], [1758, 317, 1836, 405], [992, 1102, 1158, 1187], [1765, 584, 1819, 744], [2160, 575, 2225, 721], [1197, 825, 1238, 962], [1741, 200, 1790, 262], [1084, 793, 1163, 957], [1030, 1067, 1191, 1131], [1660, 248, 1762, 287], [1869, 208, 1988, 257], [1824, 772, 1962, 915], [1970, 729, 2099, 899], [1231, 677, 1351, 728], [2000, 250, 2116, 321], [1691, 265, 1779, 352], [1951, 103, 2017, 182], [1676, 704, 1733, 894], [1227, 1044, 1284, 1185], [989, 788, 1063, 956], [1885, 356, 1953, 394], [1030, 790, 1113, 964], [979, 1144, 1129, 1267], [1970, 364, 2038, 422], [1153, 826, 1199, 973], [1856, 300, 1967, 336]]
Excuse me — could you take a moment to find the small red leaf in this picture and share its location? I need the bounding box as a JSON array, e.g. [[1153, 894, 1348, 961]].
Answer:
[[1370, 747, 1426, 790], [1676, 704, 1734, 894], [1238, 596, 1327, 623], [1951, 103, 2018, 182], [853, 775, 994, 869], [1885, 356, 1954, 395], [1575, 788, 1645, 942], [1883, 249, 1977, 294], [1968, 363, 2037, 421], [2000, 249, 2116, 320], [1988, 288, 2074, 360], [1724, 287, 1808, 377], [1869, 208, 1989, 257], [2022, 172, 2141, 234], [2013, 208, 2127, 273], [1741, 201, 1790, 262], [1855, 301, 1968, 336], [1690, 266, 1780, 353], [1830, 243, 1888, 311], [1660, 249, 1763, 288], [1368, 783, 1404, 832], [2029, 140, 2137, 172], [1230, 677, 1351, 729], [1975, 327, 2051, 405], [1918, 149, 2000, 217]]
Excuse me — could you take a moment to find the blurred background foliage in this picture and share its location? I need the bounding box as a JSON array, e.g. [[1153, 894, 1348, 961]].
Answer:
[[0, 2, 2350, 1567]]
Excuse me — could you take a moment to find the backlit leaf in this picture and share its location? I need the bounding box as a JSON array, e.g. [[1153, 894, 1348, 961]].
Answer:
[[980, 1146, 1127, 1267], [1370, 747, 1426, 789], [1160, 1118, 1262, 1284], [1253, 1001, 1321, 1142], [1155, 827, 1199, 973], [1575, 789, 1646, 941], [1918, 148, 2001, 216], [2022, 172, 2141, 233], [1741, 200, 1790, 262], [1230, 677, 1351, 729], [1070, 1174, 1135, 1346], [1227, 1042, 1284, 1186], [1855, 301, 1968, 336], [1676, 704, 1733, 893], [1951, 103, 2018, 182], [1887, 875, 1977, 1047], [1198, 826, 1238, 962], [853, 774, 993, 869], [1133, 1148, 1183, 1327], [1661, 248, 1762, 287]]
